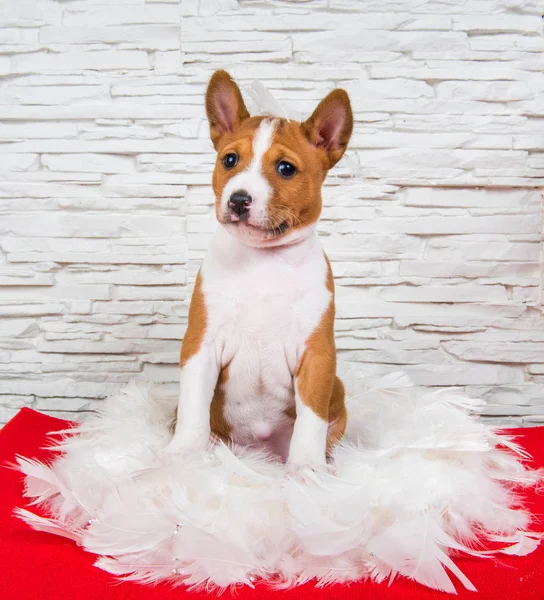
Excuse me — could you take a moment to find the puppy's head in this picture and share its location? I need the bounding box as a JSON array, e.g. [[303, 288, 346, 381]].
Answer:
[[206, 70, 353, 248]]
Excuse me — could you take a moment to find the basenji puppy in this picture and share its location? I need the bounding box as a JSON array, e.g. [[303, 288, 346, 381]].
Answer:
[[168, 70, 353, 471]]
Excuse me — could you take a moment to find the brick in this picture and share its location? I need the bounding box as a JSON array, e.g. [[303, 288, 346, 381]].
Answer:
[[394, 114, 528, 134], [404, 215, 539, 235], [187, 50, 292, 64], [81, 127, 164, 141], [436, 81, 533, 101], [112, 323, 183, 340], [380, 284, 509, 304], [6, 252, 187, 266], [0, 214, 185, 238], [92, 301, 177, 316], [0, 122, 79, 140], [0, 1, 61, 27], [402, 188, 541, 208], [400, 261, 539, 280], [425, 240, 540, 262], [0, 380, 123, 398], [141, 362, 180, 382], [333, 262, 398, 278], [63, 5, 180, 26], [0, 396, 34, 412], [336, 301, 525, 320], [480, 404, 544, 417], [2, 237, 164, 255], [0, 83, 111, 105], [0, 318, 39, 337], [0, 154, 39, 171], [444, 342, 544, 363], [41, 361, 141, 374], [470, 385, 544, 407], [0, 271, 55, 286], [182, 34, 292, 55], [323, 233, 422, 258], [0, 56, 10, 75], [407, 364, 523, 386], [452, 15, 542, 34], [0, 28, 39, 45], [0, 139, 209, 153], [56, 197, 184, 212], [33, 397, 98, 412], [295, 31, 467, 60], [0, 303, 64, 317], [394, 315, 544, 330], [0, 105, 189, 121], [0, 176, 102, 192], [114, 286, 186, 301], [37, 340, 137, 355], [513, 134, 544, 151], [351, 132, 471, 148], [11, 51, 150, 73], [370, 64, 520, 81], [338, 347, 444, 365], [0, 284, 111, 301], [469, 34, 544, 52], [141, 352, 179, 365], [70, 268, 186, 286], [512, 286, 540, 304], [40, 26, 179, 51], [41, 154, 136, 174], [154, 51, 181, 71]]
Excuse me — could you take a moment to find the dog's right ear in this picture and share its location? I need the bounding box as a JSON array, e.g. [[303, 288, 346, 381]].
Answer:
[[205, 70, 250, 150], [302, 89, 353, 170]]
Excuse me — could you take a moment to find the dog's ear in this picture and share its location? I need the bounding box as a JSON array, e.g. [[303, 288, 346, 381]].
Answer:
[[302, 89, 353, 169], [205, 70, 250, 149]]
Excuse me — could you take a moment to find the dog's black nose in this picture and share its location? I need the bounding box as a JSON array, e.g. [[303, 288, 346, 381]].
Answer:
[[228, 191, 252, 217]]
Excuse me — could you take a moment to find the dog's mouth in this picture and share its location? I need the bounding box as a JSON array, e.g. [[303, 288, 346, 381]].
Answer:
[[221, 217, 290, 238], [242, 220, 290, 237], [269, 221, 290, 236]]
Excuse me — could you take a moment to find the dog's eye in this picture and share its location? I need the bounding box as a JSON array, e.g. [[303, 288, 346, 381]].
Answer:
[[276, 160, 296, 178], [222, 153, 238, 169]]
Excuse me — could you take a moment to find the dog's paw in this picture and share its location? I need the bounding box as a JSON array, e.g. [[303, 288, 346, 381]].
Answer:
[[164, 437, 207, 456]]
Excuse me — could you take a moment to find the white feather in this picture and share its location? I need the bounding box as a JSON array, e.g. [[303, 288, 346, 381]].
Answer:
[[244, 81, 290, 119], [16, 374, 543, 594], [17, 456, 68, 505], [339, 151, 363, 177], [365, 517, 478, 593], [489, 531, 542, 556], [15, 508, 84, 543]]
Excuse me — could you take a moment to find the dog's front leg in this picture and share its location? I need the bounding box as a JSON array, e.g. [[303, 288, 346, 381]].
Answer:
[[166, 272, 218, 454], [288, 348, 334, 471], [167, 346, 219, 454]]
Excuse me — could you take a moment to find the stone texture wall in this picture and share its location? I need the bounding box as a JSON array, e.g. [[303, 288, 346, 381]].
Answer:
[[0, 0, 543, 426]]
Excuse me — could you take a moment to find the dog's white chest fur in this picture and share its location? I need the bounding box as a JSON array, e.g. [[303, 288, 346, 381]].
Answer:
[[200, 226, 331, 449]]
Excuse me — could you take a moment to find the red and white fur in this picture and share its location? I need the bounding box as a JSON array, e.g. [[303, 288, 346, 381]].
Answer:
[[168, 70, 353, 471]]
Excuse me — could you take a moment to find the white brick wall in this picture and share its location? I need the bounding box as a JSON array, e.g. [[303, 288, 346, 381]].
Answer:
[[0, 0, 543, 427]]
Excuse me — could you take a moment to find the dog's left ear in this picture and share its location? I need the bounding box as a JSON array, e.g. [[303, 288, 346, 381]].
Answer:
[[205, 70, 250, 149], [302, 89, 353, 169]]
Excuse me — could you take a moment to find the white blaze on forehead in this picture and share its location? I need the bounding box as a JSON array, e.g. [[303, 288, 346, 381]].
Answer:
[[249, 118, 276, 173], [221, 118, 277, 224]]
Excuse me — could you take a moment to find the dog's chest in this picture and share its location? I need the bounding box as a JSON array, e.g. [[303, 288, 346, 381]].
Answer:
[[200, 229, 331, 443]]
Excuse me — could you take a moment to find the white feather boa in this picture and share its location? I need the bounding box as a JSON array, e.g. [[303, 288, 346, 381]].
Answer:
[[16, 373, 542, 593]]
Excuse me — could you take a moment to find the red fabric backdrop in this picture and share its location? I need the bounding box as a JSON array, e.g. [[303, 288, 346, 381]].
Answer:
[[1, 407, 543, 600]]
